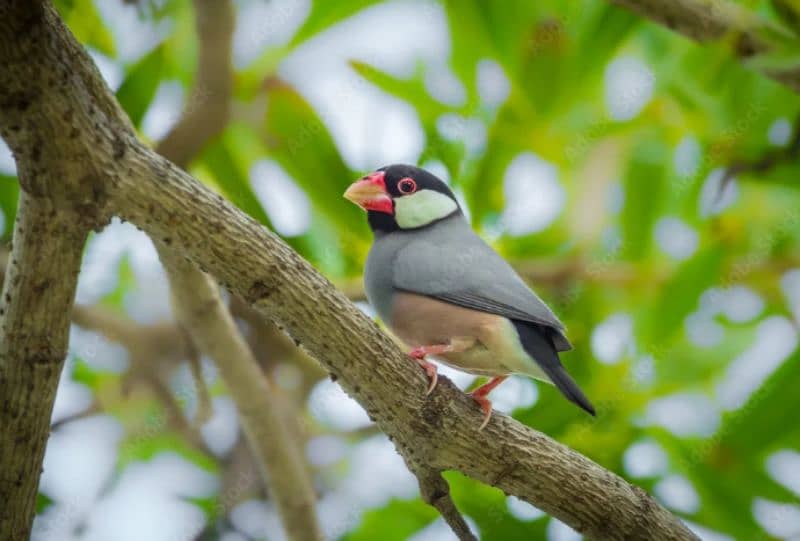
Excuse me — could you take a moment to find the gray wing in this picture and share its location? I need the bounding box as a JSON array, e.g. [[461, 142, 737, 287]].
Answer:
[[392, 231, 572, 351]]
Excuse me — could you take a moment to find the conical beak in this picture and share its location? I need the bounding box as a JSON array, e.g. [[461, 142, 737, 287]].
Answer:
[[343, 171, 393, 214]]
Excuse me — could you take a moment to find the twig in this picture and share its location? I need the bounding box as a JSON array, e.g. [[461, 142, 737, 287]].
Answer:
[[72, 303, 209, 447], [719, 111, 800, 197], [154, 0, 233, 165], [608, 0, 800, 92], [181, 325, 213, 425], [159, 250, 324, 541], [415, 468, 477, 541]]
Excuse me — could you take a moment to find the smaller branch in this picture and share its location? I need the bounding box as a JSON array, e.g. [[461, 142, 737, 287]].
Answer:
[[415, 468, 477, 541], [159, 249, 323, 541], [719, 111, 800, 194], [71, 303, 144, 347], [71, 303, 209, 447], [150, 0, 322, 536], [145, 371, 205, 448], [154, 0, 234, 168], [51, 402, 103, 430], [181, 326, 213, 425], [609, 0, 800, 92], [229, 295, 326, 400]]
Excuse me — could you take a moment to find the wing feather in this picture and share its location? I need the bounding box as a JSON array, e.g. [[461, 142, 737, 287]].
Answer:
[[392, 228, 572, 351]]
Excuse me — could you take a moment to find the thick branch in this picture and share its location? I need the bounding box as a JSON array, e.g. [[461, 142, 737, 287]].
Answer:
[[0, 3, 698, 539], [608, 0, 800, 92], [0, 194, 88, 539], [112, 144, 698, 540]]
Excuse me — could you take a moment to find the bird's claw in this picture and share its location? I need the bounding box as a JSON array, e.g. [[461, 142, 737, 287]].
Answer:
[[419, 359, 438, 395], [469, 392, 493, 430], [407, 349, 438, 395]]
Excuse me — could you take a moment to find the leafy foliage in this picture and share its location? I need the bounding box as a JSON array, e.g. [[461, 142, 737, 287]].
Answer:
[[6, 0, 800, 540]]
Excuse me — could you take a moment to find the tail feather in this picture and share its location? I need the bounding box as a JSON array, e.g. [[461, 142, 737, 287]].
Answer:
[[511, 320, 595, 416]]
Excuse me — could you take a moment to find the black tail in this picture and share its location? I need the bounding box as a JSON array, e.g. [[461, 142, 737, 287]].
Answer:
[[512, 320, 595, 416]]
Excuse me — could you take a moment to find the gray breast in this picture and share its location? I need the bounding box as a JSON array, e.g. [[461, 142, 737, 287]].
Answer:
[[364, 232, 409, 323]]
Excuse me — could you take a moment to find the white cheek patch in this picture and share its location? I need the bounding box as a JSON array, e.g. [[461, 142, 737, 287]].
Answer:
[[394, 189, 458, 229]]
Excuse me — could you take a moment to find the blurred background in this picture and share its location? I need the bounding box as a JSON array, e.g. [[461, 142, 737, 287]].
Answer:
[[1, 0, 799, 539]]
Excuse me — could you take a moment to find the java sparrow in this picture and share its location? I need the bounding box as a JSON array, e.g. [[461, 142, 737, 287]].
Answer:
[[344, 164, 595, 429]]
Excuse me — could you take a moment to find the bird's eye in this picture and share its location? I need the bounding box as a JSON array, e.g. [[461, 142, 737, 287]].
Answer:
[[397, 178, 417, 194]]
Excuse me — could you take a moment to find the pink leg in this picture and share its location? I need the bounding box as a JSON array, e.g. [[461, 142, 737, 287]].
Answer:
[[469, 376, 508, 430], [408, 339, 473, 396]]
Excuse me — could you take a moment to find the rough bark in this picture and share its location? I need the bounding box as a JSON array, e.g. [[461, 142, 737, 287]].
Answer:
[[608, 0, 800, 92], [116, 145, 698, 540], [0, 195, 89, 538], [0, 2, 699, 540]]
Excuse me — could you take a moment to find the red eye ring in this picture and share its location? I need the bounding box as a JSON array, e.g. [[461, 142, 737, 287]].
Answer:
[[397, 177, 417, 194]]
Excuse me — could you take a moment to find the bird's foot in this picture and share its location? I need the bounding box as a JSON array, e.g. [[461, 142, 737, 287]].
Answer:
[[469, 375, 508, 430], [408, 339, 475, 396], [408, 347, 439, 395], [470, 393, 493, 430]]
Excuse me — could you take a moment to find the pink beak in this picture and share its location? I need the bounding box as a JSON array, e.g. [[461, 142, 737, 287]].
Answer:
[[343, 171, 393, 215]]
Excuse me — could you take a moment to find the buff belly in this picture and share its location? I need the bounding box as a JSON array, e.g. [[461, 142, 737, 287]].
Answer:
[[388, 292, 550, 381]]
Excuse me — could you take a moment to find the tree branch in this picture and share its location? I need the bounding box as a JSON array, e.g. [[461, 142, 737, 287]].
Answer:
[[0, 2, 699, 539], [229, 295, 327, 399], [116, 146, 700, 540], [720, 110, 800, 193], [0, 195, 89, 539], [159, 251, 323, 541], [608, 0, 800, 92]]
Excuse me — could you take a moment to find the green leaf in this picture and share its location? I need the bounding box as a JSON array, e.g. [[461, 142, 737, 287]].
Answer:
[[350, 61, 450, 121], [718, 347, 800, 454], [98, 255, 137, 310], [116, 45, 167, 128], [262, 80, 365, 236], [572, 4, 639, 83], [645, 246, 724, 344], [342, 499, 438, 541], [36, 492, 54, 514], [0, 175, 19, 241], [621, 137, 666, 260], [655, 428, 795, 539], [59, 0, 115, 56], [197, 126, 274, 229], [290, 0, 382, 47], [444, 471, 549, 540], [117, 426, 217, 473]]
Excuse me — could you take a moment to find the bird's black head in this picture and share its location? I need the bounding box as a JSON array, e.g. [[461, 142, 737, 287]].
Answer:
[[344, 164, 461, 233]]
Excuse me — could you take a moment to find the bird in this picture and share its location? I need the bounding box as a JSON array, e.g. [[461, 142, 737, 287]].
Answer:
[[344, 164, 595, 429]]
